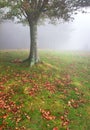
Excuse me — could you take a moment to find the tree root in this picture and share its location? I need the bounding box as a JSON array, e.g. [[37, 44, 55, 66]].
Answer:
[[22, 57, 41, 67]]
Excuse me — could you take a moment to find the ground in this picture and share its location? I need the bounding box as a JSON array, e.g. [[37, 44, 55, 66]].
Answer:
[[0, 50, 90, 130]]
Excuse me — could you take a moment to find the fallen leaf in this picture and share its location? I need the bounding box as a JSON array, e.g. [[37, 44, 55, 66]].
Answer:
[[53, 127, 58, 130]]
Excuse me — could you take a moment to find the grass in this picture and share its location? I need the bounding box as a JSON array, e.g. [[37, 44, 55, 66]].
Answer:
[[0, 50, 90, 130]]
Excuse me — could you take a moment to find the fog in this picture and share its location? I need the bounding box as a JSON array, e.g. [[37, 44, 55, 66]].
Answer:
[[0, 8, 90, 51]]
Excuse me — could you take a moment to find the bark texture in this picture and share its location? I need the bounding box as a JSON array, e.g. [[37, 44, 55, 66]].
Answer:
[[28, 21, 39, 66]]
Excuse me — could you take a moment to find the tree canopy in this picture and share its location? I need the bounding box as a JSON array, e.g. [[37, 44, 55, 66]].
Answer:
[[0, 0, 90, 24]]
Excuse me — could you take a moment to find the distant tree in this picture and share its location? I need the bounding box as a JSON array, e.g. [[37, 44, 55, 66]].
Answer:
[[0, 0, 90, 66], [79, 0, 90, 7], [0, 1, 7, 8]]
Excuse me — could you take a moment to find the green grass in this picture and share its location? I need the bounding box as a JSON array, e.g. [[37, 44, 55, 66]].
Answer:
[[0, 50, 90, 130]]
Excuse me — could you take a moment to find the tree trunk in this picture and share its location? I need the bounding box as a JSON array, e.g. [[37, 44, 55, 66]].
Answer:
[[28, 21, 39, 66]]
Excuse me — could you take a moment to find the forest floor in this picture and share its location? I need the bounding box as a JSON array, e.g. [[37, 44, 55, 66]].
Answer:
[[0, 50, 90, 130]]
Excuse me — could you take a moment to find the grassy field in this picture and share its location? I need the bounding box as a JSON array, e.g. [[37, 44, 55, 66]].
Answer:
[[0, 50, 90, 130]]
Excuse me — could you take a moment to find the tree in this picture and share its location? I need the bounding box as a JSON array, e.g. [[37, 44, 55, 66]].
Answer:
[[0, 0, 90, 66]]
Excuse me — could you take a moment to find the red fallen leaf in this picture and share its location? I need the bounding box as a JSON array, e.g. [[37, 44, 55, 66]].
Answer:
[[0, 100, 5, 109], [62, 121, 69, 126], [72, 103, 79, 108], [60, 116, 64, 120], [47, 115, 56, 120], [3, 114, 7, 119], [9, 101, 14, 106], [53, 127, 58, 130], [40, 109, 56, 120], [0, 85, 5, 90], [0, 126, 3, 130], [12, 106, 18, 113], [44, 82, 56, 93], [64, 110, 69, 115], [63, 90, 68, 94], [0, 82, 4, 85]]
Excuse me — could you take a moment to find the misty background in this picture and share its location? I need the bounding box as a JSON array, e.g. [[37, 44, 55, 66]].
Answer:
[[0, 8, 90, 51]]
